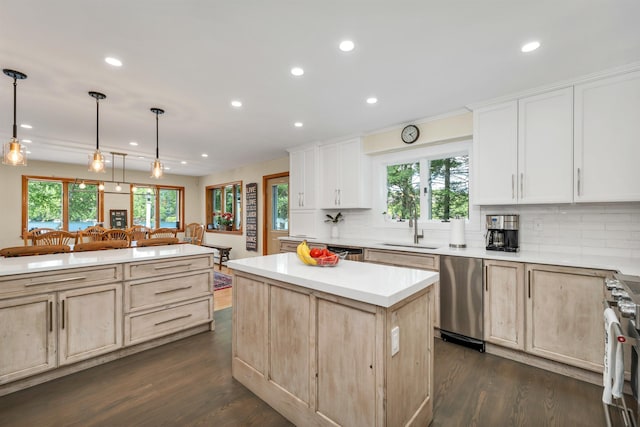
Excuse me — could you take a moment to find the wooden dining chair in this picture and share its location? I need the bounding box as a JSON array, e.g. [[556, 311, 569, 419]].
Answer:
[[148, 228, 178, 239], [183, 223, 204, 245], [1, 244, 71, 257], [77, 225, 107, 243], [103, 229, 131, 246], [136, 237, 179, 247], [73, 240, 129, 252], [24, 228, 57, 245], [32, 230, 78, 246], [127, 225, 150, 242]]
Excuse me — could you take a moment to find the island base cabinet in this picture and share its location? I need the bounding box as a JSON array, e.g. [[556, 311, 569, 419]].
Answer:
[[0, 294, 56, 384], [232, 271, 434, 427], [58, 284, 123, 366]]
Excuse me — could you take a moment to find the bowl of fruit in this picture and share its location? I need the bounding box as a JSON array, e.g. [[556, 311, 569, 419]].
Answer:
[[296, 241, 347, 267]]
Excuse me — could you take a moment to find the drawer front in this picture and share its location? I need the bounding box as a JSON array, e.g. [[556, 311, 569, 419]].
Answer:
[[124, 255, 214, 280], [280, 240, 325, 253], [125, 297, 213, 345], [0, 265, 122, 297], [364, 249, 439, 271], [126, 270, 213, 312]]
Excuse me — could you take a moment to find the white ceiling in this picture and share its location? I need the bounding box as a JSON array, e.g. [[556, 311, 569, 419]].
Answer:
[[1, 0, 639, 177]]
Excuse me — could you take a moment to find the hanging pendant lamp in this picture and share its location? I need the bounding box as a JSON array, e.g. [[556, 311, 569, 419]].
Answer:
[[150, 107, 164, 178], [2, 69, 28, 166], [88, 91, 106, 173]]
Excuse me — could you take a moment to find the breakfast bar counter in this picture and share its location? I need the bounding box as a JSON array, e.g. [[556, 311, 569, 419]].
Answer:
[[227, 253, 439, 427]]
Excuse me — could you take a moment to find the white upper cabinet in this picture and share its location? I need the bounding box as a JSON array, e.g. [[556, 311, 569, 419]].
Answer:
[[319, 138, 371, 209], [473, 101, 518, 204], [518, 87, 574, 203], [289, 145, 317, 210], [473, 87, 574, 205], [574, 70, 640, 202]]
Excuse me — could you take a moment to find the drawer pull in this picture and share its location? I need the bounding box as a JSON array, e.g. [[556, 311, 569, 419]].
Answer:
[[153, 263, 192, 270], [27, 276, 87, 287], [61, 300, 65, 329], [49, 301, 53, 332], [155, 286, 193, 295], [155, 314, 192, 326]]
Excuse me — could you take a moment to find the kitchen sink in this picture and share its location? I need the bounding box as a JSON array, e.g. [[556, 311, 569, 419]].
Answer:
[[380, 243, 440, 250]]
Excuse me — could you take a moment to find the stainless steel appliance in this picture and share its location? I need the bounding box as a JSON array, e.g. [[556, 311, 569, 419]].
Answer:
[[604, 274, 640, 426], [439, 255, 484, 351], [486, 214, 519, 252], [325, 245, 364, 262]]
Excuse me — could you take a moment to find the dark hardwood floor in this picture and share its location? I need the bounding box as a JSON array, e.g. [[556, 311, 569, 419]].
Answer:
[[0, 308, 610, 426]]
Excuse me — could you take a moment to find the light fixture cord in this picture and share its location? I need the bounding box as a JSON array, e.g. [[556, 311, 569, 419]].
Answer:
[[96, 97, 100, 150], [12, 77, 17, 139], [155, 111, 159, 159]]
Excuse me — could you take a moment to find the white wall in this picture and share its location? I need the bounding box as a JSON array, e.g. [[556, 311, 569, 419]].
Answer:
[[199, 156, 289, 260], [0, 159, 200, 248]]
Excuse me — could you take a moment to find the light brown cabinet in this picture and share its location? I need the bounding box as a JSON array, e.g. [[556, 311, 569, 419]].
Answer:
[[0, 294, 56, 384], [232, 271, 434, 427], [278, 239, 325, 253], [483, 260, 525, 350], [365, 248, 440, 328]]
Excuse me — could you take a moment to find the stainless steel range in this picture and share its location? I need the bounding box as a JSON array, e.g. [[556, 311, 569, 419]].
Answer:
[[604, 274, 640, 426]]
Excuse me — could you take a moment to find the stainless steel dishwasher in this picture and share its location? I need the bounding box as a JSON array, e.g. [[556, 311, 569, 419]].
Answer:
[[439, 255, 484, 351]]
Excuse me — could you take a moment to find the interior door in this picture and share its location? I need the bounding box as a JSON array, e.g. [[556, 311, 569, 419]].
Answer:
[[264, 174, 289, 255]]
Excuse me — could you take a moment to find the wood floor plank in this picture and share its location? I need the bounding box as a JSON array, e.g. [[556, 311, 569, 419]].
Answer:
[[0, 308, 614, 426]]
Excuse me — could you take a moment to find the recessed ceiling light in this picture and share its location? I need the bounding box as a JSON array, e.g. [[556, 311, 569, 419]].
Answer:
[[25, 150, 31, 154], [129, 141, 138, 146], [106, 159, 112, 163], [231, 100, 242, 108], [294, 122, 303, 128], [339, 40, 355, 52], [366, 97, 378, 104], [291, 67, 304, 77], [22, 139, 32, 143], [180, 161, 187, 165], [521, 41, 541, 53], [165, 166, 171, 171], [105, 57, 122, 67], [201, 153, 208, 158], [138, 156, 145, 159], [20, 123, 32, 129]]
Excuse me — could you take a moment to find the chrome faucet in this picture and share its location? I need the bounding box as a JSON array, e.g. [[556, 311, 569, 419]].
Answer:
[[411, 204, 424, 244]]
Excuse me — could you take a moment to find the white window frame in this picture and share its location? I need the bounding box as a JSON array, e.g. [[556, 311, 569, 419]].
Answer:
[[371, 139, 481, 232]]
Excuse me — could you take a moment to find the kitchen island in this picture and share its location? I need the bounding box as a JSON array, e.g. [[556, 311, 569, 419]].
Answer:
[[0, 244, 216, 396], [227, 253, 439, 427]]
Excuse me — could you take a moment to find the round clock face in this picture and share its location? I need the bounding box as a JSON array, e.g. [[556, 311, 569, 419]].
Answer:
[[401, 125, 420, 144]]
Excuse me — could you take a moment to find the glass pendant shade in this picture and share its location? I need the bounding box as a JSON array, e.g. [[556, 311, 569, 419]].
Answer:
[[150, 107, 165, 179], [89, 150, 105, 172], [3, 69, 28, 166], [3, 139, 26, 166], [98, 182, 105, 191], [151, 158, 164, 178]]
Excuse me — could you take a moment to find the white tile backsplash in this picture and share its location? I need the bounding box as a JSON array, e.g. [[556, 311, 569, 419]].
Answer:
[[332, 202, 640, 258]]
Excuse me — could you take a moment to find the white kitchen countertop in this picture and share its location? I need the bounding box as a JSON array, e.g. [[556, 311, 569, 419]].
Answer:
[[0, 244, 215, 277], [281, 236, 640, 276], [227, 252, 439, 308]]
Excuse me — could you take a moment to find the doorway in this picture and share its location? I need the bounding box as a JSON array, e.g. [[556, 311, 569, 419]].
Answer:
[[263, 173, 289, 255]]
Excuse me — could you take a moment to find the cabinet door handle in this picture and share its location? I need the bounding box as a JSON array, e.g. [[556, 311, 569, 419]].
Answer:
[[26, 276, 87, 287], [61, 299, 65, 330], [155, 314, 192, 326], [577, 168, 581, 196], [155, 286, 193, 295], [337, 189, 341, 206], [300, 192, 304, 207], [511, 175, 515, 199], [334, 189, 338, 206], [49, 301, 53, 332], [153, 263, 192, 270], [485, 265, 488, 291], [520, 173, 524, 198], [528, 270, 531, 299]]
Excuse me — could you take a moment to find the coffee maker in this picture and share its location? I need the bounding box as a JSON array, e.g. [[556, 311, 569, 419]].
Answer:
[[486, 214, 519, 252]]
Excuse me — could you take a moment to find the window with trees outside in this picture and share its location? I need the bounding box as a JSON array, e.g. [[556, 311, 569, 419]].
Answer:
[[385, 154, 469, 222], [205, 181, 242, 233], [131, 185, 184, 230], [23, 176, 103, 235]]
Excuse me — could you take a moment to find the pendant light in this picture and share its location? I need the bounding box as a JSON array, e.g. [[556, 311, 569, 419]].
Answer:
[[88, 91, 106, 173], [150, 107, 164, 178], [2, 69, 28, 166]]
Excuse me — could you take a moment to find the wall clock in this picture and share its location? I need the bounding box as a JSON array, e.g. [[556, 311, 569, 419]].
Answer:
[[401, 124, 420, 144]]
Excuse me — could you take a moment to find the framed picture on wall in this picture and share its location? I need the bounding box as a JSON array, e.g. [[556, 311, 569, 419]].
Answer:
[[110, 209, 128, 229]]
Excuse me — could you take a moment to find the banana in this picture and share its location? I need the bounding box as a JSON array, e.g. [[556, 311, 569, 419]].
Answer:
[[296, 240, 317, 265]]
